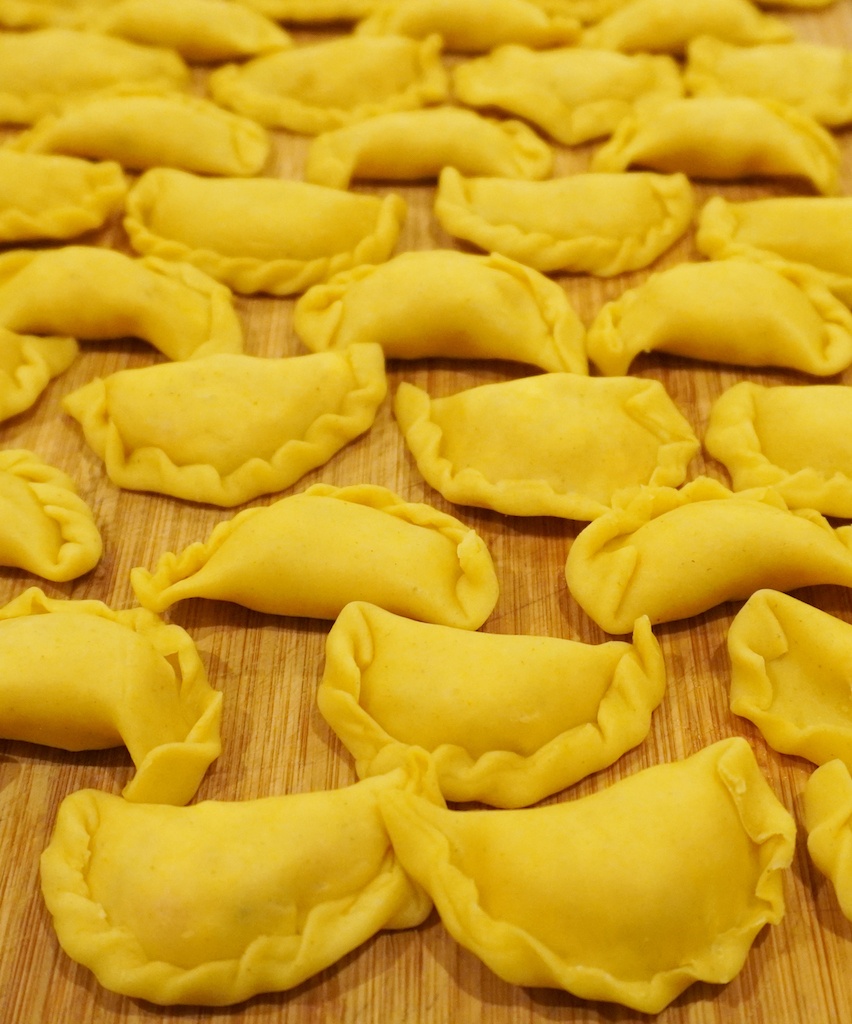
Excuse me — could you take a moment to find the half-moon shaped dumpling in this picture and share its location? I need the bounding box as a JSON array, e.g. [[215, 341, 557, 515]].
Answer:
[[685, 37, 852, 128], [696, 195, 852, 307], [0, 448, 102, 582], [82, 0, 292, 62], [304, 107, 553, 189], [39, 760, 437, 1005], [580, 0, 792, 54], [0, 150, 127, 243], [0, 0, 105, 28], [0, 587, 221, 805], [0, 327, 77, 423], [130, 483, 499, 628], [293, 249, 587, 373], [318, 601, 665, 807], [728, 590, 852, 772], [379, 736, 796, 1013], [63, 347, 388, 507], [124, 168, 406, 296], [354, 0, 580, 53], [0, 28, 190, 124], [434, 167, 693, 276], [804, 759, 852, 924], [0, 246, 244, 361], [452, 44, 683, 146], [565, 477, 852, 634], [585, 259, 852, 376], [706, 382, 852, 517], [11, 91, 271, 176], [394, 375, 698, 519], [592, 96, 840, 195], [207, 34, 448, 134]]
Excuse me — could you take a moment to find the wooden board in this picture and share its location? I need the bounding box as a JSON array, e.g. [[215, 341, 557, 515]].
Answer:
[[3, 5, 852, 1022]]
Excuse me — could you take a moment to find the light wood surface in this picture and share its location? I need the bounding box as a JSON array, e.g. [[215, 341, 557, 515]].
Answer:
[[3, 5, 852, 1023]]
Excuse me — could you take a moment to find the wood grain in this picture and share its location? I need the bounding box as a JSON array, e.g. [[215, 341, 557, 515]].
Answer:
[[2, 5, 852, 1023]]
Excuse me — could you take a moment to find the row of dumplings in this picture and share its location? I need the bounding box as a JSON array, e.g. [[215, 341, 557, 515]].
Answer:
[[3, 0, 852, 1016]]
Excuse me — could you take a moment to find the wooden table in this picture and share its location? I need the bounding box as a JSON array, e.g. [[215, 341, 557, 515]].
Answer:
[[2, 4, 852, 1022]]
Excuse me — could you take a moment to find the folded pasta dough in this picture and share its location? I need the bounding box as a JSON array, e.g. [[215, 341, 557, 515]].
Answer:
[[728, 590, 852, 772], [207, 34, 448, 134], [591, 97, 841, 195], [130, 483, 498, 628], [355, 0, 580, 53], [0, 587, 221, 805], [0, 28, 190, 124], [82, 0, 292, 62], [434, 167, 693, 276], [319, 601, 665, 807], [380, 737, 795, 1012], [0, 0, 98, 27], [0, 246, 243, 361], [804, 759, 852, 924], [11, 92, 271, 176], [293, 250, 587, 373], [696, 195, 852, 307], [706, 383, 852, 517], [304, 107, 553, 189], [565, 477, 852, 634], [0, 328, 77, 423], [585, 259, 852, 376], [685, 38, 852, 128], [124, 168, 406, 296], [394, 375, 698, 520], [63, 347, 388, 506], [39, 760, 437, 1005], [452, 45, 683, 146], [0, 449, 102, 582], [0, 150, 126, 243], [580, 0, 792, 54]]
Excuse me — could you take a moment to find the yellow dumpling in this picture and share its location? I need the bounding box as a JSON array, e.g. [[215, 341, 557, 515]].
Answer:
[[0, 327, 77, 423], [39, 760, 437, 1005], [804, 759, 852, 925], [355, 0, 580, 53], [207, 34, 448, 134], [452, 44, 683, 146], [380, 737, 795, 1013], [319, 601, 665, 807], [580, 0, 792, 54], [294, 249, 587, 372], [304, 107, 553, 189], [130, 483, 499, 628], [124, 168, 406, 296], [591, 97, 840, 195], [565, 477, 852, 634], [0, 150, 127, 243], [706, 382, 852, 517], [0, 246, 243, 361], [394, 375, 698, 520], [0, 28, 189, 123], [585, 259, 852, 376], [696, 195, 852, 307], [11, 92, 271, 176], [82, 0, 291, 62], [685, 37, 852, 128], [728, 590, 852, 772], [63, 347, 388, 506], [0, 0, 102, 28], [434, 167, 693, 276], [0, 587, 220, 804], [0, 448, 102, 582]]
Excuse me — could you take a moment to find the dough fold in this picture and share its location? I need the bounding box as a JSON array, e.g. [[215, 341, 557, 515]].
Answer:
[[380, 737, 795, 1013], [319, 601, 665, 807], [130, 483, 499, 628]]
